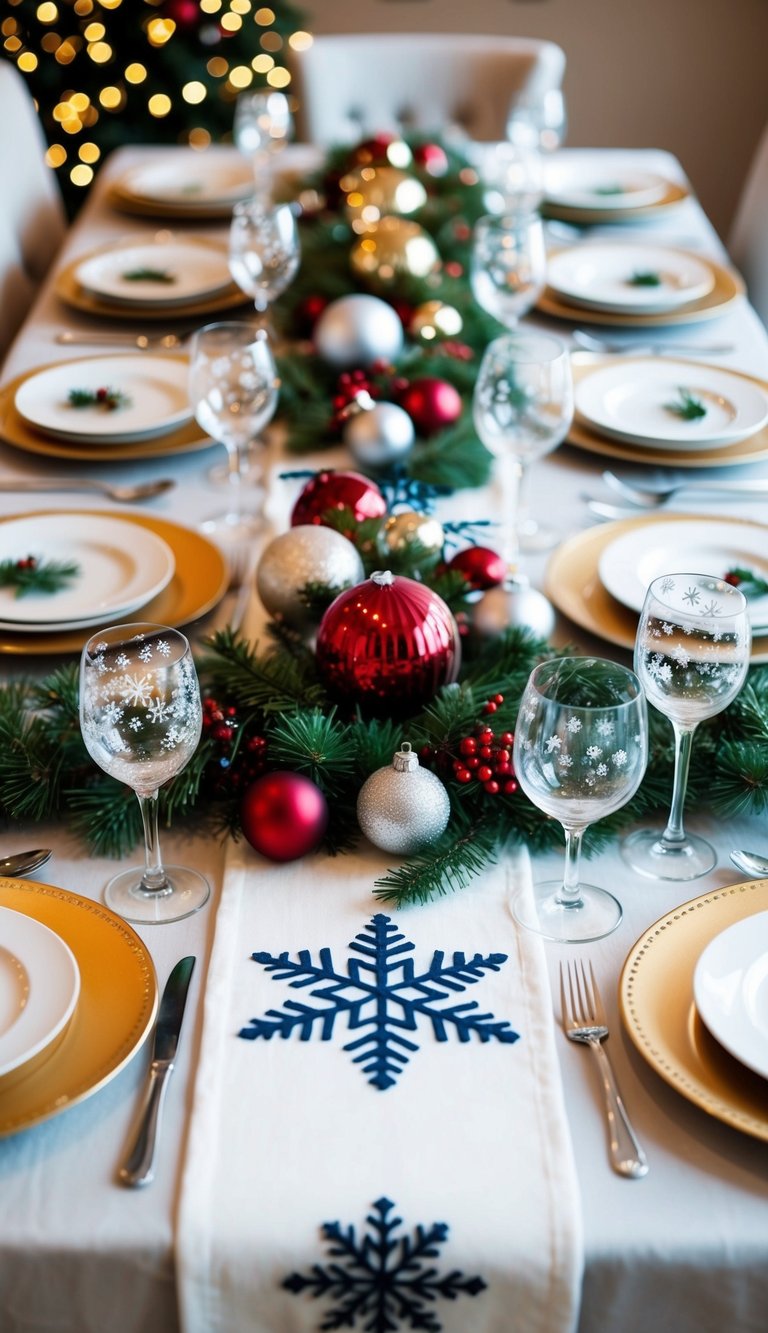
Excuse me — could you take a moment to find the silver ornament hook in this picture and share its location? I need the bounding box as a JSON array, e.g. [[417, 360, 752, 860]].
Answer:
[[393, 742, 419, 772]]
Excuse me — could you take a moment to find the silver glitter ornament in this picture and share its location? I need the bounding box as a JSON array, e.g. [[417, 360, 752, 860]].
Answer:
[[472, 577, 556, 640], [313, 293, 404, 369], [256, 525, 365, 628], [344, 400, 415, 468], [356, 741, 451, 854]]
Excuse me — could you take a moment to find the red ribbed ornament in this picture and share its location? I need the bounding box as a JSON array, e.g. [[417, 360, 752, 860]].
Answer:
[[315, 570, 461, 716], [290, 470, 387, 528]]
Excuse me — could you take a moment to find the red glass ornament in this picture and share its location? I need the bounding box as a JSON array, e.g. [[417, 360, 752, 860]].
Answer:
[[165, 0, 199, 26], [412, 142, 449, 177], [315, 570, 461, 717], [291, 470, 387, 528], [240, 772, 329, 863], [448, 546, 507, 591], [396, 377, 463, 437]]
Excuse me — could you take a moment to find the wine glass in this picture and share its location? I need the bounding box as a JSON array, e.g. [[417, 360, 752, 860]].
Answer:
[[513, 656, 648, 942], [79, 624, 209, 925], [233, 90, 293, 200], [470, 212, 547, 329], [229, 198, 301, 331], [188, 321, 279, 555], [507, 88, 568, 154], [621, 573, 751, 880], [472, 330, 573, 562]]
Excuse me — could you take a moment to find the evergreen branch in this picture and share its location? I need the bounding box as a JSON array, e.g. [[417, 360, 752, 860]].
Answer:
[[373, 819, 497, 908], [268, 709, 357, 796], [200, 627, 328, 714], [0, 557, 79, 598]]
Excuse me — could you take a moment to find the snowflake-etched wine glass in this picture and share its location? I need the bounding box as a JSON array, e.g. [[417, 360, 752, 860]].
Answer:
[[621, 573, 751, 880], [79, 623, 209, 925], [470, 212, 547, 330], [473, 330, 573, 564], [513, 657, 648, 942], [233, 89, 292, 200], [229, 199, 301, 332]]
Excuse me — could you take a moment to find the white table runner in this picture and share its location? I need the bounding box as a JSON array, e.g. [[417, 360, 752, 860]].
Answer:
[[176, 842, 583, 1333]]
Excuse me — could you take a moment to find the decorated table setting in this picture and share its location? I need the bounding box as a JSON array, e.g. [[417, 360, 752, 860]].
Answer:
[[1, 120, 768, 1333]]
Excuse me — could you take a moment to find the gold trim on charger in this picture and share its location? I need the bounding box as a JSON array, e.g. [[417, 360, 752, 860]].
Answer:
[[544, 511, 768, 663], [542, 177, 689, 224], [0, 878, 158, 1137], [568, 354, 768, 468], [0, 509, 228, 655], [538, 250, 743, 327], [620, 879, 768, 1142]]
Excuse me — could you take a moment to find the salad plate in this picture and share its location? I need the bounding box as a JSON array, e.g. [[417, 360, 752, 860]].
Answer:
[[15, 355, 192, 443], [0, 905, 80, 1085], [74, 238, 232, 307], [694, 911, 768, 1081], [547, 244, 716, 314]]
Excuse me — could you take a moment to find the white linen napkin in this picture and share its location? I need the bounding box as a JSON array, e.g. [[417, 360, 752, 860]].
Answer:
[[176, 842, 583, 1333]]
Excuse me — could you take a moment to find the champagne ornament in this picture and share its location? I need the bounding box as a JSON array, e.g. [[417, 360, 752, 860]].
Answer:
[[357, 742, 451, 854]]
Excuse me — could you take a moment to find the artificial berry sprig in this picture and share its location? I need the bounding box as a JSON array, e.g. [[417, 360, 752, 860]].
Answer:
[[0, 555, 79, 598], [68, 386, 132, 411], [421, 695, 519, 798], [202, 696, 269, 797], [724, 566, 768, 598]]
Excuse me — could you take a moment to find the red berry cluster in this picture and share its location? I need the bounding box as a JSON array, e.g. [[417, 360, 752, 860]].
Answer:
[[421, 696, 519, 798], [15, 555, 38, 571], [202, 697, 269, 796], [330, 362, 408, 433]]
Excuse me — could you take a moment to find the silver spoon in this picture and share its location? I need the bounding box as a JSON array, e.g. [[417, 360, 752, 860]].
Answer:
[[0, 849, 53, 877], [730, 850, 768, 879], [56, 331, 187, 350], [0, 478, 175, 503]]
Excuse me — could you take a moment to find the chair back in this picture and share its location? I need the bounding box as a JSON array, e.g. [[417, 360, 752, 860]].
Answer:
[[289, 33, 566, 145], [729, 123, 768, 329], [0, 61, 66, 363]]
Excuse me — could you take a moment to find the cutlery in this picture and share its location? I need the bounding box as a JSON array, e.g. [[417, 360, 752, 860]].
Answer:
[[600, 470, 768, 508], [559, 959, 649, 1179], [56, 331, 188, 350], [730, 850, 768, 878], [119, 954, 195, 1188], [0, 478, 175, 503], [572, 330, 735, 357], [0, 849, 52, 877]]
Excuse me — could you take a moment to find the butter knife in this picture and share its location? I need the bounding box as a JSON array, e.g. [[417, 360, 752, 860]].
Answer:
[[119, 955, 195, 1188]]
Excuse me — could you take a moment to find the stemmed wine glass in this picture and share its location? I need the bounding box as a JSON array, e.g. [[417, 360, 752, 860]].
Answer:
[[188, 321, 279, 554], [470, 212, 547, 330], [513, 656, 648, 942], [228, 198, 301, 335], [507, 88, 568, 154], [622, 573, 751, 880], [472, 330, 573, 562], [233, 90, 293, 200], [79, 624, 209, 925]]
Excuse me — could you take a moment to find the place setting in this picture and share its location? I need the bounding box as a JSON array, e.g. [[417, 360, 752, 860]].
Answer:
[[541, 160, 689, 224], [106, 151, 254, 219]]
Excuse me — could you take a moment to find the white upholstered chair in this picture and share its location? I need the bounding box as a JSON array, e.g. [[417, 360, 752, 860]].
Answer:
[[0, 60, 66, 364], [289, 34, 566, 146], [728, 123, 768, 329]]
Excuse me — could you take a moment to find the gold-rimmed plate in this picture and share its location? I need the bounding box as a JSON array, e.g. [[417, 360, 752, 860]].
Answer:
[[56, 251, 249, 322], [0, 878, 157, 1138], [542, 177, 689, 225], [620, 879, 768, 1143], [538, 254, 743, 326], [544, 512, 768, 664], [0, 509, 228, 655], [0, 358, 212, 462]]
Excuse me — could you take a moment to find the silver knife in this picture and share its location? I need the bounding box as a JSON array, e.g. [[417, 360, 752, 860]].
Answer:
[[118, 955, 196, 1188]]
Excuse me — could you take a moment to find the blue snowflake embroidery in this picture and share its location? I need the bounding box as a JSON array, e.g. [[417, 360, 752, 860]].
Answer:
[[238, 913, 519, 1090], [283, 1196, 487, 1332]]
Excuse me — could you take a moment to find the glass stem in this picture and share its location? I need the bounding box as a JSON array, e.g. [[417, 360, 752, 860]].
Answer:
[[499, 452, 523, 574], [559, 825, 585, 908], [137, 792, 171, 896], [661, 722, 696, 848], [226, 445, 243, 521]]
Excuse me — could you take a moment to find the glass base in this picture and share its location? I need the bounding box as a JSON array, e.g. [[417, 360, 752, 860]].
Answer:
[[620, 829, 717, 881], [104, 865, 210, 925], [208, 448, 264, 490], [512, 878, 623, 943], [517, 516, 560, 553]]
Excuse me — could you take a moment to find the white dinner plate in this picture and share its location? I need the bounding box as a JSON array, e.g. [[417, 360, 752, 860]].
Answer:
[[120, 157, 253, 208], [0, 513, 175, 627], [597, 518, 768, 630], [15, 356, 192, 443], [694, 911, 768, 1081], [575, 359, 768, 449], [544, 166, 669, 212], [74, 239, 232, 307], [0, 906, 80, 1081], [548, 245, 716, 313]]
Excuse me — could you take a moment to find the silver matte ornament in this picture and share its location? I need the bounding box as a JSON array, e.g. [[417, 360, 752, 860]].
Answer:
[[472, 577, 556, 640], [256, 525, 365, 628], [344, 400, 415, 468], [356, 741, 451, 854], [313, 293, 404, 369]]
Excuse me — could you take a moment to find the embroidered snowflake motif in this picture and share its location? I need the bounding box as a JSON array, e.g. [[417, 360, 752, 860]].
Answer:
[[545, 734, 562, 753], [586, 745, 602, 759], [660, 577, 675, 594], [611, 750, 628, 767], [283, 1197, 487, 1332], [566, 717, 583, 733], [682, 586, 701, 607], [238, 914, 519, 1091], [596, 719, 614, 737]]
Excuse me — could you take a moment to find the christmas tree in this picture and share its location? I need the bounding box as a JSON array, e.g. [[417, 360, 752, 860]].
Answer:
[[2, 0, 309, 214]]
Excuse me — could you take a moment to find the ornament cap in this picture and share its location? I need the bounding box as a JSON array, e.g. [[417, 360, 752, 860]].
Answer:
[[370, 569, 395, 586], [392, 741, 419, 772]]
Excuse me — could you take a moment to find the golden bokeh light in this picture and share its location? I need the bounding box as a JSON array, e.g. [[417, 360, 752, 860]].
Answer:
[[83, 21, 105, 39], [207, 56, 228, 76], [73, 0, 93, 13], [147, 17, 175, 46], [260, 30, 282, 51], [182, 80, 207, 103], [70, 163, 93, 186], [289, 31, 313, 51], [255, 7, 274, 23], [148, 93, 171, 117], [229, 65, 252, 88], [78, 141, 100, 162], [266, 66, 290, 88], [36, 3, 58, 22], [69, 91, 90, 111], [3, 36, 22, 52], [220, 13, 241, 32], [41, 33, 61, 52], [200, 0, 221, 10], [87, 40, 111, 62], [231, 0, 251, 13], [189, 127, 211, 148], [98, 85, 122, 108], [18, 52, 39, 71], [125, 62, 147, 83], [45, 143, 67, 167], [251, 53, 274, 72]]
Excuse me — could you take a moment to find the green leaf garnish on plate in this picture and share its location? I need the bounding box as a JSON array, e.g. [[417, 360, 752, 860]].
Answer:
[[592, 184, 625, 196], [122, 267, 175, 283], [0, 556, 80, 599], [628, 270, 662, 287], [664, 387, 707, 421], [724, 567, 768, 598], [68, 386, 132, 411]]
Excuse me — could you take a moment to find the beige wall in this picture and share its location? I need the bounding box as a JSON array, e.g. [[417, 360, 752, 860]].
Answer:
[[303, 0, 768, 239]]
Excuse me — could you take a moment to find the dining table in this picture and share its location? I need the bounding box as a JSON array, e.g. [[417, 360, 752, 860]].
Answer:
[[1, 138, 768, 1333]]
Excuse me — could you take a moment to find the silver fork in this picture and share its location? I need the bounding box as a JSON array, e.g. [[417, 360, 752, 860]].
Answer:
[[559, 960, 649, 1179], [572, 330, 735, 357], [601, 469, 768, 508]]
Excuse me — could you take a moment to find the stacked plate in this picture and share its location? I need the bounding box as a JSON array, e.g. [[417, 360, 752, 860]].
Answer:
[[109, 154, 254, 219], [0, 905, 80, 1089], [57, 236, 246, 321], [538, 242, 743, 327], [542, 163, 688, 224]]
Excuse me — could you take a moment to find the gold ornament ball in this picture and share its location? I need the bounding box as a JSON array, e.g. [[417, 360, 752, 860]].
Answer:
[[409, 300, 464, 343], [377, 510, 445, 566], [341, 166, 427, 229], [350, 217, 440, 289]]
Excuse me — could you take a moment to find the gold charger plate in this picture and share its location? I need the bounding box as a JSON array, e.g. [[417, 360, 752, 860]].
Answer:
[[538, 253, 743, 327], [544, 511, 768, 664], [0, 878, 157, 1138], [0, 509, 228, 656], [542, 177, 688, 225], [569, 355, 768, 469], [0, 357, 213, 462], [107, 183, 248, 221], [620, 879, 768, 1142], [56, 251, 249, 322]]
